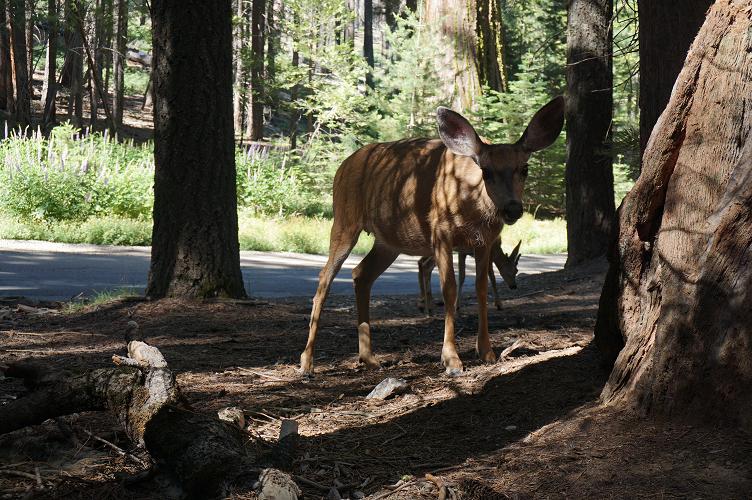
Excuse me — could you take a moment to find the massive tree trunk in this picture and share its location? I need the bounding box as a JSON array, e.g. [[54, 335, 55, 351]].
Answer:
[[112, 0, 126, 129], [246, 0, 264, 140], [475, 0, 506, 92], [595, 0, 752, 429], [147, 0, 246, 299], [42, 0, 58, 127], [564, 0, 614, 266], [638, 0, 712, 155], [363, 0, 374, 88], [8, 0, 30, 125], [424, 0, 481, 112]]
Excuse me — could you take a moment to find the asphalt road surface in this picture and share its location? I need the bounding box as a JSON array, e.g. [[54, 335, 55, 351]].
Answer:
[[0, 240, 566, 302]]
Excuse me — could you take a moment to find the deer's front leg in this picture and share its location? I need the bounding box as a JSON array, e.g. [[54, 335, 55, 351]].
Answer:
[[434, 239, 463, 375], [474, 245, 496, 363]]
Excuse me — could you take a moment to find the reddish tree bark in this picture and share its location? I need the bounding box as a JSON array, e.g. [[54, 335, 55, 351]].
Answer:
[[596, 0, 752, 429]]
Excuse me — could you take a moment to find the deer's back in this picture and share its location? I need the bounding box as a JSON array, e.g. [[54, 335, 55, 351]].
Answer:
[[333, 139, 501, 256]]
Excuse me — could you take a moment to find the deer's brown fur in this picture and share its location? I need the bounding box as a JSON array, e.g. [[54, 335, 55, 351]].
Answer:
[[300, 98, 564, 375]]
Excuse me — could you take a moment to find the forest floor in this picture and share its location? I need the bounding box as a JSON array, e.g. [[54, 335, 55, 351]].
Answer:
[[1, 260, 750, 499]]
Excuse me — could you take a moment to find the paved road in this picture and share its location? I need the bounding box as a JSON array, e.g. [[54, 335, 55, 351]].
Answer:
[[0, 240, 566, 301]]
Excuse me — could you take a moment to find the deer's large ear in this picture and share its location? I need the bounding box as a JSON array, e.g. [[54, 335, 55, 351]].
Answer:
[[437, 107, 482, 159], [518, 96, 565, 153]]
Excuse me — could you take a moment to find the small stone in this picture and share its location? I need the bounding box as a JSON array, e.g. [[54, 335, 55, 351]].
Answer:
[[326, 486, 342, 500], [256, 468, 301, 500], [505, 425, 517, 431], [217, 407, 245, 429], [366, 378, 409, 400], [352, 491, 365, 499]]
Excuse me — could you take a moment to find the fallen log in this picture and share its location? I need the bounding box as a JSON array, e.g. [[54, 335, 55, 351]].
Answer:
[[0, 337, 292, 499]]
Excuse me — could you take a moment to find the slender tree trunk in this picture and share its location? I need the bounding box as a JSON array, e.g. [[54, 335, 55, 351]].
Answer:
[[0, 0, 12, 111], [41, 0, 57, 126], [363, 0, 373, 88], [564, 0, 614, 266], [289, 11, 299, 150], [476, 0, 506, 92], [8, 0, 29, 125], [246, 0, 264, 140], [596, 0, 752, 431], [87, 0, 98, 125], [232, 0, 246, 137], [265, 0, 275, 84], [148, 0, 246, 299], [24, 0, 32, 98], [66, 0, 83, 125], [637, 0, 711, 155], [112, 0, 125, 128]]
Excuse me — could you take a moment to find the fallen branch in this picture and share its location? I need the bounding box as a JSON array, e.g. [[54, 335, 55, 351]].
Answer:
[[0, 335, 273, 498], [79, 427, 148, 468]]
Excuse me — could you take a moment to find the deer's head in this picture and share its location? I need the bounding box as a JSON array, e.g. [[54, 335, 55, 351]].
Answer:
[[498, 240, 522, 290], [436, 97, 564, 225]]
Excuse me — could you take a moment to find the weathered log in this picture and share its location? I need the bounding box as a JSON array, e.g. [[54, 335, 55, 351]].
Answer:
[[0, 340, 258, 498]]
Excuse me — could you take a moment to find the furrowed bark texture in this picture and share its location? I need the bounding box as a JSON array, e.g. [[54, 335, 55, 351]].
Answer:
[[595, 0, 752, 429], [112, 0, 127, 128], [148, 0, 246, 299], [565, 0, 615, 266], [42, 0, 58, 126], [638, 0, 712, 155], [247, 0, 264, 140]]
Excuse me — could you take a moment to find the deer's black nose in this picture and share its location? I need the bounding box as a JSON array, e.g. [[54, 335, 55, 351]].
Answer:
[[503, 201, 523, 222]]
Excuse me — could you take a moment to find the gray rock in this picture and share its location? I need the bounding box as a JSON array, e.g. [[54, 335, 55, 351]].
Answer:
[[366, 378, 409, 400]]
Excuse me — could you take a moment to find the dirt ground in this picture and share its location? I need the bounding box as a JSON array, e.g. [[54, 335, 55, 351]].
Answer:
[[1, 261, 751, 499]]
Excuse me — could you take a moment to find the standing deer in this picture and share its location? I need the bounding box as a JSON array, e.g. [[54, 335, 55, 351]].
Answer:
[[300, 97, 564, 375], [417, 239, 521, 315]]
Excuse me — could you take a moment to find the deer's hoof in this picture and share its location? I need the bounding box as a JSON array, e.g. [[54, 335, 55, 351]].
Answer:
[[479, 349, 497, 363], [359, 353, 381, 370], [441, 351, 463, 375], [298, 352, 315, 377]]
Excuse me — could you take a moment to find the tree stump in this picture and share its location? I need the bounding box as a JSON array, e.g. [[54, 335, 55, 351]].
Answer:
[[595, 0, 752, 429]]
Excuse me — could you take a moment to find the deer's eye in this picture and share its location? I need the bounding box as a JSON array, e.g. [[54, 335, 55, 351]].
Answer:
[[482, 168, 494, 182], [520, 164, 529, 178]]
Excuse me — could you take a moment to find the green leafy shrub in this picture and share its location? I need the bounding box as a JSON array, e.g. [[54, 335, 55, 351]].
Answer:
[[0, 124, 154, 222]]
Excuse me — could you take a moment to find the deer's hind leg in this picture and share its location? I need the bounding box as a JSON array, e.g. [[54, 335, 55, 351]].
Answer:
[[300, 220, 361, 376], [352, 241, 399, 368]]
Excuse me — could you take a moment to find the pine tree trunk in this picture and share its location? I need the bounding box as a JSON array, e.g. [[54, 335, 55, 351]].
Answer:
[[564, 0, 614, 266], [637, 0, 711, 155], [65, 0, 83, 125], [363, 0, 374, 88], [41, 0, 58, 126], [112, 0, 125, 128], [8, 0, 29, 125], [289, 11, 299, 150], [246, 0, 264, 140], [232, 0, 246, 137], [424, 0, 481, 112], [476, 0, 506, 92], [148, 0, 246, 299], [24, 0, 32, 98], [595, 0, 752, 430], [0, 0, 12, 111]]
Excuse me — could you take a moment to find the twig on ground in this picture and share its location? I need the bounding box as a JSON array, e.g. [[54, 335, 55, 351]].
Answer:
[[381, 430, 407, 446], [0, 470, 38, 480], [236, 367, 286, 382], [292, 474, 330, 492], [79, 428, 148, 468], [371, 480, 415, 500]]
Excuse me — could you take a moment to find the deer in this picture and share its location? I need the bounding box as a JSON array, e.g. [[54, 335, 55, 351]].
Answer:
[[299, 96, 564, 376], [417, 239, 521, 315]]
